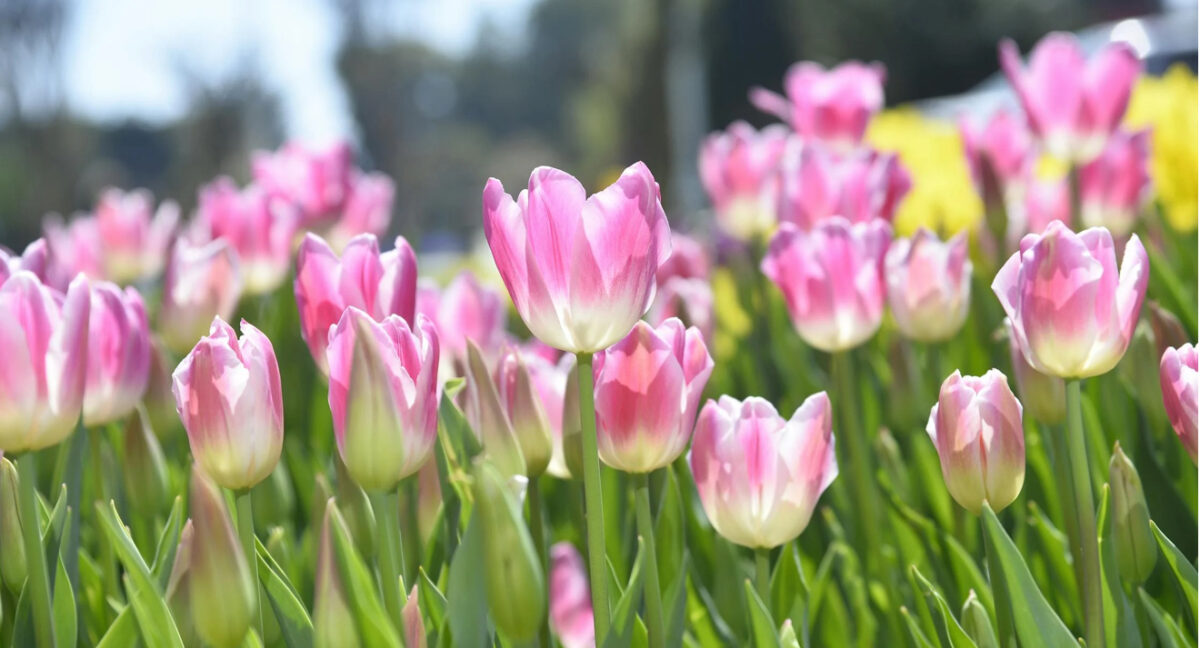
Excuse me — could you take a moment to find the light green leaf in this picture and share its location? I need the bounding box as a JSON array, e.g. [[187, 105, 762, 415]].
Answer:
[[95, 501, 183, 648], [743, 580, 781, 648], [327, 504, 402, 648], [603, 537, 646, 648], [1151, 521, 1198, 619], [911, 565, 978, 648], [446, 515, 489, 648], [256, 539, 314, 648]]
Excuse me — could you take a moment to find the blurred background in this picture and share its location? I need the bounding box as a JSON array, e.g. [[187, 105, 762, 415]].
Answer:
[[0, 0, 1195, 251]]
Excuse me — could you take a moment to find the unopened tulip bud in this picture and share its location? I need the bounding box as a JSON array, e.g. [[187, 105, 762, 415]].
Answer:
[[314, 502, 362, 648], [84, 282, 151, 426], [780, 620, 801, 648], [777, 140, 911, 228], [927, 370, 1025, 514], [560, 361, 584, 480], [474, 462, 546, 641], [403, 585, 426, 648], [465, 341, 526, 478], [961, 590, 999, 648], [166, 520, 201, 648], [123, 407, 168, 517], [334, 456, 376, 559], [1147, 302, 1189, 356], [1108, 443, 1156, 584], [1160, 344, 1197, 463], [549, 542, 594, 648], [1006, 319, 1065, 425], [189, 467, 256, 648], [0, 458, 25, 594], [94, 188, 179, 283], [495, 346, 553, 477], [885, 229, 972, 342]]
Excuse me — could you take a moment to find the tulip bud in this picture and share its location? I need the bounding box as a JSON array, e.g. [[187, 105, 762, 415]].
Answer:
[[1108, 443, 1156, 584], [252, 141, 354, 227], [885, 229, 972, 343], [403, 585, 426, 648], [560, 360, 584, 480], [1147, 301, 1189, 356], [334, 456, 376, 559], [314, 501, 363, 648], [523, 351, 575, 480], [122, 407, 168, 518], [159, 238, 242, 355], [465, 341, 526, 478], [429, 271, 507, 365], [83, 281, 151, 426], [326, 171, 396, 253], [494, 346, 553, 477], [189, 467, 256, 648], [474, 462, 546, 641], [960, 590, 999, 648], [173, 317, 284, 491], [927, 370, 1026, 514], [549, 542, 594, 648], [780, 619, 801, 648], [166, 520, 201, 648], [1160, 344, 1198, 463], [327, 309, 440, 492], [1006, 319, 1065, 425], [0, 458, 26, 594], [594, 319, 714, 473]]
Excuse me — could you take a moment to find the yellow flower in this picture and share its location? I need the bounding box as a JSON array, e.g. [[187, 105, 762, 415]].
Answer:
[[1124, 64, 1198, 232], [867, 109, 983, 237]]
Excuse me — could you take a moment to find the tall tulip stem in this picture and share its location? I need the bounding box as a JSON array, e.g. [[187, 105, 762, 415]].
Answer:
[[371, 488, 408, 637], [634, 472, 665, 648], [1064, 380, 1105, 647], [16, 453, 55, 648], [234, 489, 264, 639], [755, 548, 771, 604], [576, 351, 612, 642], [831, 351, 876, 567]]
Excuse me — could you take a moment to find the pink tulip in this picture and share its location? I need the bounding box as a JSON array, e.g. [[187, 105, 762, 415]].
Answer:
[[0, 239, 50, 285], [646, 277, 714, 342], [656, 232, 709, 284], [1079, 129, 1152, 236], [0, 273, 90, 452], [431, 271, 508, 362], [252, 141, 354, 227], [750, 60, 886, 149], [172, 317, 283, 491], [326, 309, 439, 491], [698, 122, 790, 239], [885, 228, 972, 342], [1006, 319, 1066, 425], [196, 177, 298, 295], [689, 393, 837, 548], [593, 319, 713, 473], [1160, 344, 1197, 463], [1000, 34, 1141, 162], [927, 370, 1026, 514], [762, 218, 891, 352], [83, 281, 151, 426], [44, 214, 105, 288], [483, 162, 671, 353], [1012, 174, 1071, 246], [777, 140, 911, 229], [494, 344, 563, 477], [94, 188, 179, 283], [959, 109, 1035, 206], [993, 221, 1148, 378], [549, 542, 595, 648], [294, 233, 417, 375], [325, 172, 396, 252], [159, 238, 243, 354]]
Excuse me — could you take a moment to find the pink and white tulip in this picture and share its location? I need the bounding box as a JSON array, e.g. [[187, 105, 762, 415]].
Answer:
[[0, 239, 50, 285], [698, 122, 790, 240], [1006, 319, 1066, 425], [494, 345, 557, 477], [959, 109, 1035, 206], [326, 309, 440, 491], [1160, 344, 1197, 463], [689, 393, 837, 549], [44, 215, 105, 288], [999, 34, 1141, 162], [926, 370, 1025, 514], [1012, 174, 1071, 246], [196, 177, 298, 295], [885, 228, 971, 342], [1079, 128, 1152, 236], [83, 281, 151, 426], [647, 277, 715, 343], [483, 163, 671, 353], [750, 61, 886, 150], [762, 218, 891, 352], [777, 141, 911, 229], [172, 317, 284, 491], [253, 141, 354, 227], [593, 319, 713, 473], [94, 188, 179, 283], [549, 542, 595, 648], [0, 273, 90, 452], [159, 238, 243, 354], [325, 172, 396, 252], [656, 232, 709, 284], [294, 233, 418, 375], [429, 271, 508, 364], [993, 221, 1148, 378]]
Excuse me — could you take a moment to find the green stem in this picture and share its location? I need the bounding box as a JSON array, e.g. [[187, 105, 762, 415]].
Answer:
[[982, 514, 1017, 648], [370, 488, 408, 637], [16, 453, 54, 648], [576, 352, 611, 642], [528, 479, 550, 648], [234, 489, 264, 640], [89, 430, 118, 612], [1065, 380, 1105, 648], [831, 351, 877, 568], [633, 473, 665, 648], [755, 548, 771, 605]]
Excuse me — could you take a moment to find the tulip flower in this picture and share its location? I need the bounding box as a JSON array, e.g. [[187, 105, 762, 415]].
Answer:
[[1006, 319, 1066, 425], [0, 273, 90, 453], [294, 233, 418, 374], [465, 341, 527, 478], [959, 109, 1035, 197], [483, 162, 671, 353], [750, 60, 886, 149], [1108, 442, 1156, 584], [647, 277, 715, 342], [1010, 174, 1071, 246], [196, 177, 298, 295], [762, 218, 891, 352], [326, 308, 439, 492], [188, 466, 256, 648], [885, 228, 971, 342], [690, 394, 837, 548], [495, 345, 556, 477], [431, 271, 508, 363], [172, 317, 284, 491], [43, 214, 105, 289], [252, 141, 354, 226], [159, 238, 243, 354], [593, 319, 713, 473], [93, 187, 179, 283], [698, 122, 790, 240], [1160, 343, 1197, 463], [0, 239, 49, 285], [926, 370, 1025, 514], [993, 221, 1149, 378], [549, 542, 595, 648], [325, 172, 396, 252], [519, 350, 575, 480], [83, 281, 151, 426], [657, 232, 709, 283], [1079, 128, 1152, 236], [776, 140, 911, 229], [1000, 34, 1140, 163]]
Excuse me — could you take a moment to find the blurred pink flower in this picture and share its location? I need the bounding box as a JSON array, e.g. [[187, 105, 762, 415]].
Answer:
[[1079, 128, 1152, 237], [885, 228, 972, 342], [646, 277, 714, 342], [253, 141, 354, 227], [196, 177, 298, 295], [84, 281, 151, 426], [698, 122, 790, 239], [656, 232, 709, 283], [1160, 344, 1197, 463], [0, 239, 50, 285], [959, 109, 1035, 207], [776, 140, 911, 229], [94, 188, 179, 283], [549, 542, 595, 648], [325, 172, 396, 252], [44, 214, 105, 289], [751, 60, 886, 149], [159, 238, 243, 354]]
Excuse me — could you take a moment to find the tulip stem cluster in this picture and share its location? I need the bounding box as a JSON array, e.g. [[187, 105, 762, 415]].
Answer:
[[371, 488, 408, 637], [574, 351, 611, 642], [1064, 380, 1106, 648], [16, 453, 55, 648], [233, 489, 263, 640], [633, 472, 665, 648]]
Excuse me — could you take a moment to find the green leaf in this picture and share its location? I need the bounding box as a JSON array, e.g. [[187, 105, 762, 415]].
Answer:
[[94, 501, 183, 648], [327, 504, 402, 648], [446, 515, 489, 648], [743, 580, 781, 648], [664, 553, 689, 648], [256, 539, 314, 648], [150, 496, 184, 589], [769, 543, 804, 625], [1151, 521, 1198, 619], [95, 607, 138, 648], [979, 504, 1076, 648], [51, 555, 76, 648], [901, 606, 939, 648], [418, 567, 447, 633], [1026, 501, 1079, 626], [1137, 587, 1189, 648], [911, 565, 978, 648], [1097, 485, 1141, 648], [603, 537, 646, 648]]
